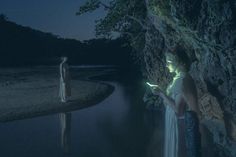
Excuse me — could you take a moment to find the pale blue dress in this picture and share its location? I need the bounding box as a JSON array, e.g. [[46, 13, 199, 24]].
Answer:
[[164, 72, 185, 157]]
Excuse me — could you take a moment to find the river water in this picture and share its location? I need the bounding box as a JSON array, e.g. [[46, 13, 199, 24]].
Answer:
[[0, 68, 165, 157]]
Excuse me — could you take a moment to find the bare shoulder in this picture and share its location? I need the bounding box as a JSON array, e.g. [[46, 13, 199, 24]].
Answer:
[[181, 73, 199, 113], [181, 73, 198, 100], [182, 73, 196, 92]]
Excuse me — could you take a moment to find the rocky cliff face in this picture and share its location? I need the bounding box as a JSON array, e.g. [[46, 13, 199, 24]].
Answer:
[[141, 0, 236, 156]]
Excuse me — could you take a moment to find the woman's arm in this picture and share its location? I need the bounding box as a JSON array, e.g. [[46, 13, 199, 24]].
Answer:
[[151, 87, 183, 114], [160, 92, 184, 114]]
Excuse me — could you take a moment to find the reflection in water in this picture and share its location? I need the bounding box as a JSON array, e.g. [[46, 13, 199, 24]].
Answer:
[[0, 69, 218, 157], [59, 112, 71, 156]]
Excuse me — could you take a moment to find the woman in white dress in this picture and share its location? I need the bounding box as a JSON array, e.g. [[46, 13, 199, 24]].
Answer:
[[59, 57, 71, 102], [151, 47, 201, 157]]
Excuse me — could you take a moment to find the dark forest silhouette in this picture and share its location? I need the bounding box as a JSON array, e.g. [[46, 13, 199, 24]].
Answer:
[[0, 15, 133, 67]]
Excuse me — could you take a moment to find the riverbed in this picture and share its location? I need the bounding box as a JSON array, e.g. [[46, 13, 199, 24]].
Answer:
[[0, 67, 163, 157], [0, 67, 215, 157]]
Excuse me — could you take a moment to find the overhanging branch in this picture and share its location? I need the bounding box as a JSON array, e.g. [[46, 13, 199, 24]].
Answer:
[[125, 15, 147, 30], [99, 1, 112, 10]]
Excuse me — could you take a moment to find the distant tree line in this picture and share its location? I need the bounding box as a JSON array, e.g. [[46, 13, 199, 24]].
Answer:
[[0, 14, 133, 67]]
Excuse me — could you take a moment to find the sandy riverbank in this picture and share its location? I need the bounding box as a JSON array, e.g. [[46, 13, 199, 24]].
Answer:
[[0, 67, 114, 122]]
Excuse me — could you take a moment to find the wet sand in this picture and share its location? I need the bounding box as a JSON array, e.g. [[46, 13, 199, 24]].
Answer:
[[0, 67, 114, 122]]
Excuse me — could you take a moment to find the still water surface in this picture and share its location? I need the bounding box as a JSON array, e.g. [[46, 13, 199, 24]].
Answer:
[[0, 76, 164, 157]]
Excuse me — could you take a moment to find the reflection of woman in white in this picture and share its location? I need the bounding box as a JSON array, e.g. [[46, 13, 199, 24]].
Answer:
[[151, 47, 201, 157], [59, 112, 71, 154], [59, 57, 71, 102]]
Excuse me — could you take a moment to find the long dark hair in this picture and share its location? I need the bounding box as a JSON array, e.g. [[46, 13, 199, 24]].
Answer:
[[166, 45, 191, 71]]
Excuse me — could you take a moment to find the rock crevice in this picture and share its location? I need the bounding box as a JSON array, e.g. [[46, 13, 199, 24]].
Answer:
[[141, 0, 236, 156]]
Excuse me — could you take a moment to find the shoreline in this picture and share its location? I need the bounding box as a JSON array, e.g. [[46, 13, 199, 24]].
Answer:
[[0, 68, 114, 122]]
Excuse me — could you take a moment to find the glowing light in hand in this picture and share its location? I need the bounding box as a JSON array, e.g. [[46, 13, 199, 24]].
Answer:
[[146, 82, 159, 88]]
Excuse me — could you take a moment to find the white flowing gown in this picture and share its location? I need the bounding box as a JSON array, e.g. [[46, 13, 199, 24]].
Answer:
[[164, 72, 185, 157], [164, 105, 178, 157], [59, 62, 71, 102]]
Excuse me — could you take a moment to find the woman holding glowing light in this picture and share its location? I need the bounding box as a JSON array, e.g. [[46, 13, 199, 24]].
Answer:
[[150, 46, 201, 157]]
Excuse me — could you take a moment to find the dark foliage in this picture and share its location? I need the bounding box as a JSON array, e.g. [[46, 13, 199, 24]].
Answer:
[[0, 16, 132, 67]]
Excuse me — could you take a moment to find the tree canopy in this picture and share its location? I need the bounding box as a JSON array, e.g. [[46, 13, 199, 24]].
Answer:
[[77, 0, 147, 53]]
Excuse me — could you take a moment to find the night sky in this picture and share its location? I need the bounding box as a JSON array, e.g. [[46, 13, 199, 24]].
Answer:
[[0, 0, 107, 41]]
